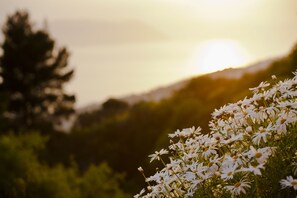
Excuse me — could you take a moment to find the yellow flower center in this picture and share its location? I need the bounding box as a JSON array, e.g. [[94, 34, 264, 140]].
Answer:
[[291, 181, 297, 185], [234, 182, 241, 188], [227, 172, 233, 176], [255, 152, 262, 158], [259, 129, 266, 133], [233, 155, 238, 160]]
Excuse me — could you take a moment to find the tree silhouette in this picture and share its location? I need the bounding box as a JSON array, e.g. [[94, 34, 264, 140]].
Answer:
[[0, 10, 75, 132]]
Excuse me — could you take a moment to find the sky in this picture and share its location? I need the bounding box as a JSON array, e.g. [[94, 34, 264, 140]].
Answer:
[[1, 0, 297, 107]]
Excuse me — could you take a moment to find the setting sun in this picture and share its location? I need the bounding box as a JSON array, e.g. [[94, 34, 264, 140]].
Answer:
[[189, 39, 250, 74], [1, 1, 297, 197]]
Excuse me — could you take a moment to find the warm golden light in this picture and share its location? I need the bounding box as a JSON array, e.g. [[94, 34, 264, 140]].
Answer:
[[189, 39, 250, 74], [168, 0, 259, 22]]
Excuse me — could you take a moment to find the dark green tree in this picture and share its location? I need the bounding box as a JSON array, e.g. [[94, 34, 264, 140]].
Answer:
[[0, 10, 75, 132]]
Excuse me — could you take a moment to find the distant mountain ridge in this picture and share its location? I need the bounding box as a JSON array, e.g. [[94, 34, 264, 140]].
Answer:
[[120, 79, 189, 105], [78, 58, 275, 113], [208, 59, 276, 80], [121, 59, 275, 105]]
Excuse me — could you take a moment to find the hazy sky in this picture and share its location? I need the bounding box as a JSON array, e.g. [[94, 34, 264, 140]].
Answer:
[[1, 0, 297, 107]]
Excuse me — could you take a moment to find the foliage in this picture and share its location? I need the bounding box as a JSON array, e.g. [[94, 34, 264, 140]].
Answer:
[[0, 133, 129, 198], [136, 73, 297, 197], [74, 98, 129, 129], [80, 163, 129, 198], [0, 10, 131, 198], [0, 133, 77, 198], [62, 43, 297, 195], [0, 10, 75, 132], [2, 9, 297, 197]]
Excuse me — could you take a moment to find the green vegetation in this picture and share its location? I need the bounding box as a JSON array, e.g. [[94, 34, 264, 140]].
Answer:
[[136, 73, 297, 197], [0, 10, 129, 198], [0, 133, 129, 198], [65, 42, 297, 194], [1, 10, 297, 197], [0, 10, 75, 132]]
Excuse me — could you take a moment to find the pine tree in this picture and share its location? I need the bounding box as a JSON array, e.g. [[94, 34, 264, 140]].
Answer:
[[0, 10, 75, 132]]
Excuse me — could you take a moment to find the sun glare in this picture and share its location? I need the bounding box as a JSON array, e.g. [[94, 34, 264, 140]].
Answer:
[[189, 39, 250, 74]]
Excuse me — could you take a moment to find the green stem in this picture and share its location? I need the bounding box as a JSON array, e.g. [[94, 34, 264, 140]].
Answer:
[[255, 176, 260, 198]]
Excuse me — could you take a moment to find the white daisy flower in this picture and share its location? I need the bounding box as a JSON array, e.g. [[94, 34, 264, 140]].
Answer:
[[280, 176, 297, 190], [148, 149, 169, 163], [245, 146, 272, 164], [225, 179, 251, 196], [221, 163, 239, 180], [252, 126, 272, 145], [242, 163, 265, 175], [249, 81, 270, 93], [134, 188, 145, 198], [201, 145, 217, 159]]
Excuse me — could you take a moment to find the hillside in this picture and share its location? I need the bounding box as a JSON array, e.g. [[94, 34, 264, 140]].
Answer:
[[46, 43, 297, 195], [121, 58, 274, 105], [78, 58, 276, 113], [208, 58, 276, 79]]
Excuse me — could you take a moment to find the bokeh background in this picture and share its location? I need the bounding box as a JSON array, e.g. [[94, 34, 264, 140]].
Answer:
[[1, 0, 297, 107], [1, 1, 297, 197]]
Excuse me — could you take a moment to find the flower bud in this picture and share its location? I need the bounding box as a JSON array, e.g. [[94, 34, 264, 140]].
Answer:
[[246, 126, 253, 133], [138, 166, 144, 172]]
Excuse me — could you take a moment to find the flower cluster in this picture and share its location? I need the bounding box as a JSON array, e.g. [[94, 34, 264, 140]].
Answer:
[[136, 72, 297, 198]]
